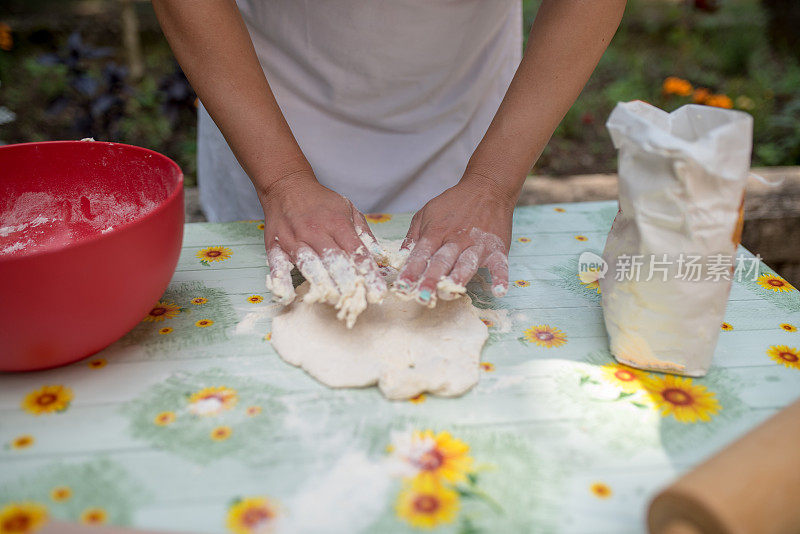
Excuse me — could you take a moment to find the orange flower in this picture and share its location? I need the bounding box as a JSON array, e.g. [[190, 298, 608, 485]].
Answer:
[[195, 319, 214, 328], [211, 426, 233, 441], [514, 280, 530, 288], [554, 207, 566, 213], [590, 482, 612, 499], [692, 87, 711, 104], [662, 77, 693, 97], [154, 411, 176, 426], [191, 297, 208, 305], [11, 435, 34, 449], [247, 295, 264, 304], [705, 94, 733, 109], [158, 327, 173, 335], [517, 237, 531, 243], [575, 235, 588, 242], [0, 23, 12, 51], [480, 362, 495, 372], [720, 322, 733, 331], [143, 301, 180, 322]]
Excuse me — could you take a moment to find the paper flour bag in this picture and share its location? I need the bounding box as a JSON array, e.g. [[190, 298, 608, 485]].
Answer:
[[599, 101, 753, 376]]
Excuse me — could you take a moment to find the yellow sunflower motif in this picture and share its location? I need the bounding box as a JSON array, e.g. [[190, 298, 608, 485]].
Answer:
[[600, 363, 648, 393], [11, 435, 34, 450], [247, 295, 264, 304], [409, 393, 426, 404], [50, 487, 72, 503], [396, 476, 459, 529], [481, 319, 494, 328], [394, 430, 474, 484], [721, 322, 733, 331], [517, 237, 531, 243], [365, 213, 391, 223], [0, 502, 48, 534], [780, 323, 797, 333], [197, 246, 233, 264], [153, 411, 176, 426], [575, 235, 588, 241], [80, 508, 107, 525], [590, 482, 612, 499], [643, 374, 721, 423], [88, 358, 107, 369], [246, 406, 262, 416], [211, 426, 233, 441], [195, 319, 214, 328], [142, 301, 181, 322], [189, 387, 238, 416], [757, 273, 796, 292], [226, 496, 279, 534], [480, 362, 495, 372], [554, 207, 566, 213], [21, 385, 73, 415], [577, 270, 602, 294], [514, 280, 530, 288], [767, 345, 800, 370], [158, 327, 173, 335], [191, 297, 208, 305], [257, 223, 265, 230], [523, 325, 568, 348]]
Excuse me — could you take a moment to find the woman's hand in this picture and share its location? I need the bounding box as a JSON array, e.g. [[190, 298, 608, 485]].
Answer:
[[260, 171, 386, 326], [395, 173, 516, 306]]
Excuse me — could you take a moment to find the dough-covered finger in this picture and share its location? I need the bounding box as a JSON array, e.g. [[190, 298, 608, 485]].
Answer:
[[266, 246, 296, 305], [486, 250, 509, 297], [321, 248, 369, 328], [293, 244, 340, 305], [332, 226, 387, 304], [352, 208, 387, 262], [395, 237, 436, 296], [449, 245, 481, 289], [415, 242, 461, 307]]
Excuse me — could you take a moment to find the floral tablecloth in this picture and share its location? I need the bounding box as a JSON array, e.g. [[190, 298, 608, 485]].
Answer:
[[2, 201, 800, 534]]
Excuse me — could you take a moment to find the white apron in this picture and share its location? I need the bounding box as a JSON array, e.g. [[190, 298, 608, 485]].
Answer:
[[198, 0, 522, 222]]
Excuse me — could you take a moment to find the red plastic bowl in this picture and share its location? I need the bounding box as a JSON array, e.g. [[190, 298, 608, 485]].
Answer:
[[0, 141, 184, 371]]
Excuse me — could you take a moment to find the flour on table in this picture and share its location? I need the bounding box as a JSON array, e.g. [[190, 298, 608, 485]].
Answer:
[[270, 280, 489, 400]]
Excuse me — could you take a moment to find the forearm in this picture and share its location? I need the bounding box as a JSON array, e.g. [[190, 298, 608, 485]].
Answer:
[[464, 0, 626, 198], [151, 0, 312, 197]]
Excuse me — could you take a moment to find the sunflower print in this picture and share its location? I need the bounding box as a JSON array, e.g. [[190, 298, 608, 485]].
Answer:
[[517, 236, 531, 243], [88, 358, 107, 369], [600, 363, 648, 393], [0, 502, 48, 534], [197, 246, 233, 265], [575, 235, 588, 241], [21, 385, 73, 415], [767, 345, 800, 370], [757, 273, 796, 293], [246, 295, 264, 304], [480, 362, 495, 372], [780, 323, 797, 333], [188, 386, 238, 416], [642, 374, 721, 423], [158, 327, 173, 335], [80, 508, 107, 524], [246, 406, 262, 416], [153, 411, 176, 426], [721, 322, 733, 331], [50, 487, 72, 502], [580, 273, 602, 294], [554, 207, 566, 213], [391, 430, 474, 484], [11, 434, 34, 449], [522, 325, 568, 348], [143, 301, 181, 322], [365, 213, 391, 223], [211, 426, 233, 441], [590, 482, 612, 499], [191, 297, 208, 305], [195, 319, 214, 328], [409, 393, 426, 404], [514, 280, 530, 288], [396, 475, 459, 529], [226, 497, 279, 534]]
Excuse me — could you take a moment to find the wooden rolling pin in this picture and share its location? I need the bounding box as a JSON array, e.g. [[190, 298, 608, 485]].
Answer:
[[648, 398, 800, 534]]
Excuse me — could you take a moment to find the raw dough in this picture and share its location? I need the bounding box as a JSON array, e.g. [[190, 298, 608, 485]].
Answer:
[[271, 281, 489, 400]]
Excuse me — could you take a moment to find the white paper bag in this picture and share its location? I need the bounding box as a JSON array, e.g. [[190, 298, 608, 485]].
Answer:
[[599, 101, 753, 376]]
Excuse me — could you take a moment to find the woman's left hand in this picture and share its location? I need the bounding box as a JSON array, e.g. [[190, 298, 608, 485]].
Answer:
[[395, 174, 517, 306]]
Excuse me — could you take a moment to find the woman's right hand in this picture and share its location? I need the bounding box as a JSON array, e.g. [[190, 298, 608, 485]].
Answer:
[[259, 171, 387, 325]]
